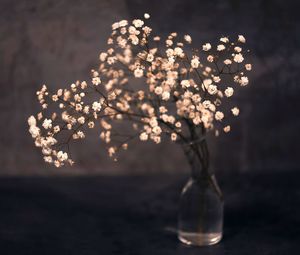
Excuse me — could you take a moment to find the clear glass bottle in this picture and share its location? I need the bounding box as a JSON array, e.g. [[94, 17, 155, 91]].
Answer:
[[178, 143, 224, 246], [178, 174, 223, 246]]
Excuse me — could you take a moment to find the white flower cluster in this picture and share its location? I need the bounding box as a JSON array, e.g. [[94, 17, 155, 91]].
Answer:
[[28, 13, 252, 166], [28, 115, 72, 167]]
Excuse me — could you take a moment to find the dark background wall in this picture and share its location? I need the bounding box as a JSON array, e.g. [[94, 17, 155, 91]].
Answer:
[[0, 0, 299, 175]]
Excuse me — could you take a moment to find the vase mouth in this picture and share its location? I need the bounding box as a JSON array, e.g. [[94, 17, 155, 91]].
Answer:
[[190, 171, 215, 181]]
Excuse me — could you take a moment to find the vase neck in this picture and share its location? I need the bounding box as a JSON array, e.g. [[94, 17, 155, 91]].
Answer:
[[182, 142, 212, 180]]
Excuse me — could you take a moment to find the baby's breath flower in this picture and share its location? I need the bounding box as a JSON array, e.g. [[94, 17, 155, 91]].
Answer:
[[207, 55, 214, 62], [223, 125, 231, 133], [108, 147, 116, 157], [53, 126, 60, 133], [191, 56, 200, 68], [213, 76, 221, 83], [231, 107, 240, 116], [171, 133, 177, 141], [119, 20, 128, 27], [220, 37, 229, 43], [134, 68, 143, 78], [233, 53, 244, 63], [175, 121, 181, 128], [88, 121, 95, 129], [174, 47, 183, 57], [238, 35, 246, 43], [28, 116, 37, 126], [181, 80, 190, 88], [146, 54, 154, 62], [153, 136, 161, 144], [99, 52, 108, 62], [184, 35, 192, 44], [202, 43, 211, 51], [57, 151, 68, 162], [132, 19, 144, 28], [245, 64, 252, 71], [77, 131, 85, 139], [154, 86, 163, 95], [234, 46, 242, 53], [215, 111, 224, 121], [240, 76, 249, 86], [92, 101, 102, 112], [159, 106, 168, 113], [217, 44, 225, 51], [78, 116, 85, 124], [224, 87, 234, 97], [42, 119, 52, 129], [144, 13, 150, 19], [139, 132, 148, 141], [166, 39, 173, 47], [162, 91, 170, 101], [92, 77, 101, 86], [208, 85, 218, 95], [29, 126, 40, 138], [224, 59, 232, 65]]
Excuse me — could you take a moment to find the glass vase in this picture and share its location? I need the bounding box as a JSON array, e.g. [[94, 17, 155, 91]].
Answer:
[[178, 142, 224, 246]]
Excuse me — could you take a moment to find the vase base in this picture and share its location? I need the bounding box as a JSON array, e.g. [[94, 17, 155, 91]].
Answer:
[[178, 231, 222, 246]]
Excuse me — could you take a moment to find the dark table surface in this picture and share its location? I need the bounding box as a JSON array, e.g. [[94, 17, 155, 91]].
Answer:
[[0, 170, 299, 255]]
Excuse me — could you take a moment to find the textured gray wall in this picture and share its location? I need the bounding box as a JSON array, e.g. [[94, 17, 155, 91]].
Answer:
[[0, 0, 299, 175]]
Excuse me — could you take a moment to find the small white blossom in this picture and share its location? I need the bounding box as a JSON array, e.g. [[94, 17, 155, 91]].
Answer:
[[53, 126, 60, 133], [146, 54, 154, 62], [207, 55, 214, 62], [224, 59, 232, 65], [162, 91, 170, 101], [220, 37, 229, 43], [99, 52, 108, 62], [215, 111, 224, 121], [28, 116, 37, 126], [202, 43, 211, 51], [92, 101, 102, 112], [234, 53, 244, 63], [184, 35, 192, 44], [154, 86, 163, 95], [191, 57, 200, 68], [234, 46, 242, 53], [181, 80, 190, 88], [231, 107, 240, 116], [132, 19, 144, 28], [223, 125, 231, 133], [78, 116, 85, 124], [238, 35, 246, 43], [217, 44, 225, 51], [225, 87, 234, 97], [134, 68, 143, 78], [174, 47, 183, 57], [240, 76, 249, 86], [57, 151, 68, 162], [88, 121, 95, 129], [139, 132, 148, 141], [108, 147, 116, 157], [245, 64, 252, 71], [171, 133, 177, 141], [208, 85, 218, 95], [92, 77, 101, 86], [42, 119, 52, 129], [29, 126, 40, 138]]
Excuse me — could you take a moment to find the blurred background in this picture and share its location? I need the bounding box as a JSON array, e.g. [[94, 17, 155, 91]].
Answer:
[[0, 0, 299, 176]]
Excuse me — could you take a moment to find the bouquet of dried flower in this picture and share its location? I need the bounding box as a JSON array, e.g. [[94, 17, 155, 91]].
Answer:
[[28, 13, 252, 172]]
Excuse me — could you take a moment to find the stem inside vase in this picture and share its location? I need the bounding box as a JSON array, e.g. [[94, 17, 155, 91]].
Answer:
[[178, 124, 224, 246]]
